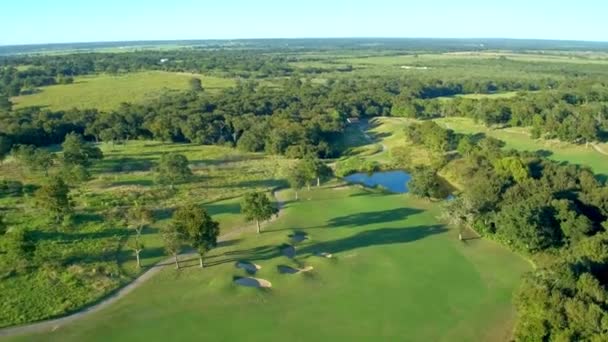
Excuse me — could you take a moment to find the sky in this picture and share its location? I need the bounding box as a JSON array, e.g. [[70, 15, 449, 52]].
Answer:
[[0, 0, 606, 45]]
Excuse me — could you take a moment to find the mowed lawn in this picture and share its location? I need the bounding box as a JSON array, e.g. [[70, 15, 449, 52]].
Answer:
[[8, 186, 530, 341], [11, 71, 235, 111], [435, 117, 608, 176]]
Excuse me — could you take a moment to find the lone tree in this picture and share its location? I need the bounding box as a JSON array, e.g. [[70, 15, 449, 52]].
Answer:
[[173, 204, 220, 268], [241, 192, 277, 234], [287, 165, 307, 200], [35, 176, 71, 223], [11, 145, 55, 176], [303, 156, 332, 188], [126, 204, 154, 268], [155, 153, 192, 189], [0, 214, 6, 235], [161, 225, 182, 269], [189, 77, 204, 92], [0, 134, 12, 164], [62, 132, 103, 167]]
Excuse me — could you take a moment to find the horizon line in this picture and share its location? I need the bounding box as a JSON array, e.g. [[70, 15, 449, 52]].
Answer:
[[2, 36, 608, 48]]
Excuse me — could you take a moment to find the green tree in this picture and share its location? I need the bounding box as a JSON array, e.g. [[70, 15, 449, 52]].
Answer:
[[35, 176, 71, 223], [0, 214, 6, 235], [0, 135, 12, 164], [173, 204, 220, 268], [189, 77, 203, 92], [154, 153, 192, 189], [62, 132, 103, 167], [161, 225, 182, 269], [303, 156, 332, 188], [408, 166, 445, 199], [11, 145, 55, 176], [241, 192, 277, 234], [286, 165, 307, 200], [126, 204, 154, 268]]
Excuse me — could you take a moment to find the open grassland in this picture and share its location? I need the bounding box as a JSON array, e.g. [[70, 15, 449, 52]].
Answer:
[[0, 141, 288, 328], [11, 71, 235, 111], [7, 186, 530, 342], [435, 117, 608, 177]]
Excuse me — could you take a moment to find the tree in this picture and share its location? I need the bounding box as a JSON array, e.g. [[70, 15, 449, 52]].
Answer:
[[161, 225, 182, 269], [241, 192, 277, 234], [126, 204, 154, 268], [408, 166, 445, 199], [34, 176, 71, 223], [11, 145, 55, 175], [0, 94, 12, 111], [287, 165, 307, 200], [0, 135, 12, 164], [154, 153, 192, 189], [0, 214, 6, 235], [303, 156, 332, 188], [62, 132, 103, 167], [189, 77, 203, 92], [173, 204, 220, 268]]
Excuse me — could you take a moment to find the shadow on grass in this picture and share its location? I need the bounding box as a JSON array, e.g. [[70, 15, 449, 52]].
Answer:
[[298, 225, 447, 256], [202, 224, 446, 268], [326, 207, 423, 228]]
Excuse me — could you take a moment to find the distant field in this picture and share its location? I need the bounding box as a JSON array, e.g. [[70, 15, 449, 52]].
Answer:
[[437, 92, 520, 101], [12, 71, 235, 111], [436, 117, 608, 176]]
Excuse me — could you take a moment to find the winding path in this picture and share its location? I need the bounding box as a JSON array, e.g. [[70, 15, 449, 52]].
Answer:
[[0, 192, 285, 338]]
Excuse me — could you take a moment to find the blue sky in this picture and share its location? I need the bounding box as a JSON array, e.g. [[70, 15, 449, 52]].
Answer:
[[0, 0, 605, 45]]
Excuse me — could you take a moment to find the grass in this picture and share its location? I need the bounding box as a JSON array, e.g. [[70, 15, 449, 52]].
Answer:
[[435, 117, 608, 177], [7, 185, 530, 341], [437, 91, 520, 101], [11, 71, 235, 111], [0, 141, 288, 328]]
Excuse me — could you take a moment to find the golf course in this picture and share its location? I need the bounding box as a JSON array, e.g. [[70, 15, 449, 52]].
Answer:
[[3, 184, 530, 341]]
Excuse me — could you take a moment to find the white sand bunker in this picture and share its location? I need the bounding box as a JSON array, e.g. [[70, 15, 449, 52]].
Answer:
[[236, 261, 261, 274], [234, 277, 272, 288], [315, 252, 333, 258], [282, 245, 296, 258], [277, 265, 314, 274]]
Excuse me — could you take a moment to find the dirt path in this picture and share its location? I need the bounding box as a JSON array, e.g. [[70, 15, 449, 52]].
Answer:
[[0, 192, 285, 338], [592, 143, 608, 156]]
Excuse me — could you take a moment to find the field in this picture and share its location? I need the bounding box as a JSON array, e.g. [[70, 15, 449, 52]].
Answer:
[[5, 186, 530, 342], [0, 141, 287, 328], [11, 71, 235, 111], [435, 117, 608, 177]]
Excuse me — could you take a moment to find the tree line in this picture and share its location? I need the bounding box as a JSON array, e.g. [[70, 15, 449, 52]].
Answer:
[[404, 121, 608, 340]]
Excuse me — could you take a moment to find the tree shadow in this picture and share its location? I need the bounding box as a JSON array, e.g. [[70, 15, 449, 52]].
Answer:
[[298, 225, 447, 256], [205, 201, 242, 216], [326, 207, 423, 228]]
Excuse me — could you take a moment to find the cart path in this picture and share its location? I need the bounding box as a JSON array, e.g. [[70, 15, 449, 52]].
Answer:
[[0, 192, 285, 338]]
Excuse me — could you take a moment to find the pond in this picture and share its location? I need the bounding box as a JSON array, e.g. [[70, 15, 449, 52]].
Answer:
[[344, 170, 411, 193]]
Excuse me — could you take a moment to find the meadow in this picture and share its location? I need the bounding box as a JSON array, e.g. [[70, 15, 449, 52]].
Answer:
[[0, 141, 287, 328], [11, 71, 234, 111], [5, 186, 530, 342]]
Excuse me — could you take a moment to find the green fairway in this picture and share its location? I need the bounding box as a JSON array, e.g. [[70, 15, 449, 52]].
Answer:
[[7, 186, 530, 341], [435, 117, 608, 176], [11, 71, 235, 111]]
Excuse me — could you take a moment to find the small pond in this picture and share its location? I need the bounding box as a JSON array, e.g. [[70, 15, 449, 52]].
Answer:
[[344, 170, 411, 193]]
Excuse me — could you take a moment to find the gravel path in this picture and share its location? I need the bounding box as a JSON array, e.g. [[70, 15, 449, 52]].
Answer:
[[0, 192, 285, 338]]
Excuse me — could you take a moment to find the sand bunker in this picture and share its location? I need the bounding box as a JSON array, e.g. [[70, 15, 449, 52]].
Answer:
[[236, 261, 262, 274], [289, 232, 308, 243], [315, 252, 333, 258], [234, 277, 272, 288], [277, 265, 314, 274], [282, 245, 296, 258]]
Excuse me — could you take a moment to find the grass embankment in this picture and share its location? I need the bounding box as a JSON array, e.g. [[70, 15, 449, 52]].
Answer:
[[0, 141, 287, 328], [435, 117, 608, 177], [11, 71, 235, 111], [8, 186, 530, 342]]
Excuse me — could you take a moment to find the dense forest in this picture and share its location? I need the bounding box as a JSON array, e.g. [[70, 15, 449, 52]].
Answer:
[[404, 121, 608, 340]]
